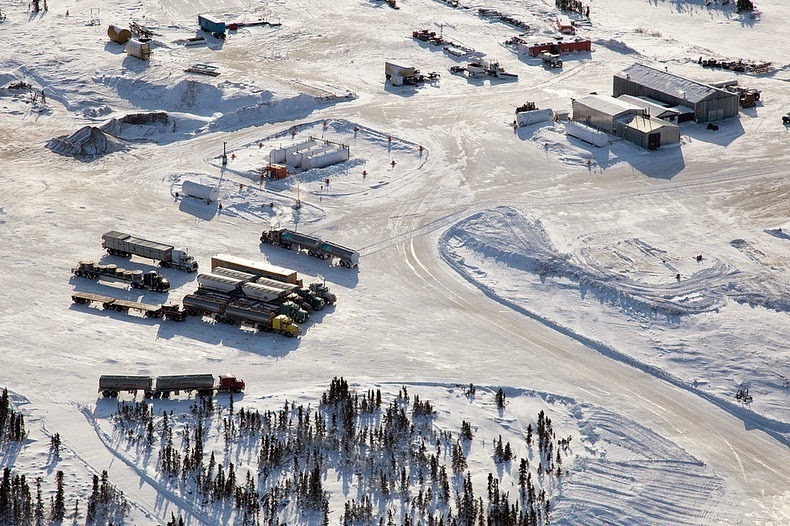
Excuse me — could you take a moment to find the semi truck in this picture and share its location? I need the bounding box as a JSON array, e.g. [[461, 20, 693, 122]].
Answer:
[[309, 281, 337, 305], [182, 290, 301, 337], [102, 231, 198, 272], [72, 260, 170, 292], [260, 228, 360, 268], [99, 373, 245, 398], [211, 254, 303, 285]]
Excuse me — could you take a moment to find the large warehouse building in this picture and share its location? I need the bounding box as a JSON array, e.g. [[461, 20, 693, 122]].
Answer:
[[613, 63, 739, 123]]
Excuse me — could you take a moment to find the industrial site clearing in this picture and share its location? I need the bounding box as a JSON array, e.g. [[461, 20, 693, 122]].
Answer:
[[0, 0, 788, 524]]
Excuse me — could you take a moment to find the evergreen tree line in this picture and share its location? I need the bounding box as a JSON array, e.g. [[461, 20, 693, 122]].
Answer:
[[0, 469, 67, 525], [113, 378, 570, 525], [0, 388, 27, 443], [555, 0, 590, 18]]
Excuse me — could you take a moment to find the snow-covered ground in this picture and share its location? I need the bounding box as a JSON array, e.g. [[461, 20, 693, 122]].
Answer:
[[1, 0, 788, 523]]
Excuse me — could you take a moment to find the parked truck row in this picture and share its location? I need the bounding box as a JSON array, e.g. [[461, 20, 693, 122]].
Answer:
[[260, 228, 360, 268], [99, 373, 244, 398]]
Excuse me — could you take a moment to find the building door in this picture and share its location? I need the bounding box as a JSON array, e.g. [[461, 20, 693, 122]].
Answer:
[[647, 132, 661, 150]]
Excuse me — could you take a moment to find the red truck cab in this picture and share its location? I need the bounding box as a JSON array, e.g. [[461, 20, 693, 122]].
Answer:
[[218, 374, 245, 393]]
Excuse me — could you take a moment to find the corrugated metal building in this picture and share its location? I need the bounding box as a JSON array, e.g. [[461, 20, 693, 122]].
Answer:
[[572, 94, 680, 150], [572, 95, 642, 133], [613, 114, 680, 150], [613, 63, 739, 123]]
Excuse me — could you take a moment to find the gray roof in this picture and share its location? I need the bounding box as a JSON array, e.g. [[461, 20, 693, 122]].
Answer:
[[615, 63, 736, 104], [616, 94, 680, 118], [574, 95, 642, 117]]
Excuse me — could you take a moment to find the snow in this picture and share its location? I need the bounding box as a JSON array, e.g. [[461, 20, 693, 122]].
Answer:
[[1, 0, 788, 523]]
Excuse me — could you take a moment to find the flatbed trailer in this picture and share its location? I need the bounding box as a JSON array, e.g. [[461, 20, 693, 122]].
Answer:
[[71, 291, 163, 318]]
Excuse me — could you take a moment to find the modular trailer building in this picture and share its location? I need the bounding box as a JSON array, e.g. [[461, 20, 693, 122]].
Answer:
[[613, 63, 738, 123]]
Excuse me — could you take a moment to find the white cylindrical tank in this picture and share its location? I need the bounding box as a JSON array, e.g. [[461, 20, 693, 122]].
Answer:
[[516, 108, 554, 127], [242, 282, 286, 302], [269, 140, 317, 164], [182, 180, 219, 203], [197, 273, 242, 293], [303, 148, 350, 170], [564, 121, 609, 147]]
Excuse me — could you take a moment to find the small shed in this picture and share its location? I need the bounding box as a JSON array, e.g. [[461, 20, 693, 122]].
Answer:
[[556, 16, 575, 35], [572, 95, 643, 133], [267, 164, 288, 179]]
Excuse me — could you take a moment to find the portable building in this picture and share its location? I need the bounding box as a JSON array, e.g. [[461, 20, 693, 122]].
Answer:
[[556, 16, 575, 34], [571, 95, 643, 133], [125, 39, 151, 60], [613, 63, 739, 123]]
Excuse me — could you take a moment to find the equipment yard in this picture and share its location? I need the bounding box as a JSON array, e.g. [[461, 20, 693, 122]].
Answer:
[[0, 0, 788, 524]]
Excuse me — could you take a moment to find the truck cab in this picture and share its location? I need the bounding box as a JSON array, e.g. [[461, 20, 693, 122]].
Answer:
[[218, 374, 245, 393], [171, 249, 198, 272], [141, 271, 170, 292], [272, 314, 301, 337], [309, 281, 336, 304]]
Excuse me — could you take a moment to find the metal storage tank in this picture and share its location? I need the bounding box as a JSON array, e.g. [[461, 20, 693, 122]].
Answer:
[[108, 25, 132, 44], [564, 121, 609, 147], [182, 180, 219, 203], [516, 109, 554, 127]]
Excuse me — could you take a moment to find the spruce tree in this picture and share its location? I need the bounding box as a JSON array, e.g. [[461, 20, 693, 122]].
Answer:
[[52, 470, 65, 522]]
